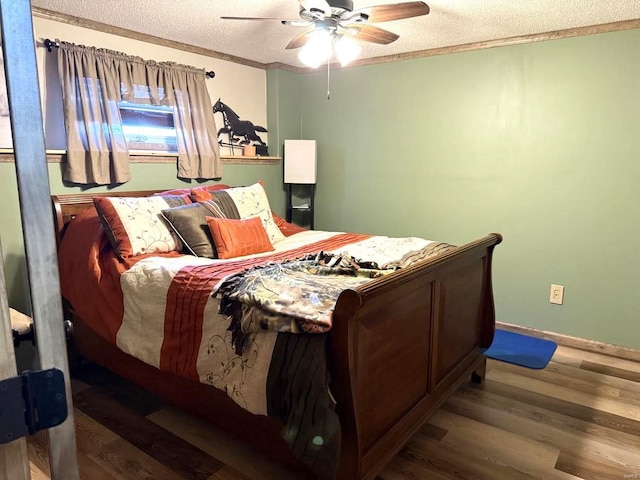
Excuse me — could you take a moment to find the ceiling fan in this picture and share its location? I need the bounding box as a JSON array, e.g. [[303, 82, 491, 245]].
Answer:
[[221, 0, 430, 53]]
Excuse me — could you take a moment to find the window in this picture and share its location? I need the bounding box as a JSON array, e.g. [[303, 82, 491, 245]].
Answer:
[[58, 41, 221, 184], [118, 102, 178, 154]]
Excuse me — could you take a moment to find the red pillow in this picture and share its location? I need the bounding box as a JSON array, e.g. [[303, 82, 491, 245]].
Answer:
[[205, 216, 274, 259], [272, 212, 308, 236], [191, 183, 231, 202], [154, 188, 192, 197]]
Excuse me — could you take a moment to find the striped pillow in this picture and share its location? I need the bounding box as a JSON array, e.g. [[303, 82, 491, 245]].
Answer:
[[205, 215, 274, 259]]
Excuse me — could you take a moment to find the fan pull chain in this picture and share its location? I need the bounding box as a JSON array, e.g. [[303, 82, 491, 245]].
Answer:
[[327, 56, 331, 100]]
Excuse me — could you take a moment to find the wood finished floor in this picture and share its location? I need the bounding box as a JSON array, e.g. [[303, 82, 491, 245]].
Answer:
[[27, 344, 640, 480]]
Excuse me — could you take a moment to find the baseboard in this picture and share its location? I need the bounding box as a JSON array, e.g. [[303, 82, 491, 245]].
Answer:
[[497, 321, 640, 363]]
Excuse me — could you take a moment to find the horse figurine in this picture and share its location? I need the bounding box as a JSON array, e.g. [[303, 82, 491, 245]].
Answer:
[[213, 99, 268, 153]]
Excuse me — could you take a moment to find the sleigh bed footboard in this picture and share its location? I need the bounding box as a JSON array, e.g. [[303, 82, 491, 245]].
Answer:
[[329, 233, 501, 480]]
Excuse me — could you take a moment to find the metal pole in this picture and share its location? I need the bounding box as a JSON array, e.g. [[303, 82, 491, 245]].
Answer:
[[0, 1, 79, 479]]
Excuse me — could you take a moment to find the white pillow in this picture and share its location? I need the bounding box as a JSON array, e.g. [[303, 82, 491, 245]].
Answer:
[[93, 195, 188, 258], [225, 183, 286, 244]]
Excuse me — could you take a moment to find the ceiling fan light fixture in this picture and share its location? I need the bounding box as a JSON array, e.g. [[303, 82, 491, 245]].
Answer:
[[334, 35, 361, 66], [222, 1, 431, 69], [298, 30, 333, 68]]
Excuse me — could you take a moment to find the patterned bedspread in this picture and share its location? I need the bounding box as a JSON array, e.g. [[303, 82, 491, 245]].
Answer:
[[115, 230, 455, 479], [218, 239, 455, 355], [218, 252, 386, 349]]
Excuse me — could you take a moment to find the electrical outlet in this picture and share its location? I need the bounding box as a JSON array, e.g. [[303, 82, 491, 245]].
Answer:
[[550, 284, 564, 305]]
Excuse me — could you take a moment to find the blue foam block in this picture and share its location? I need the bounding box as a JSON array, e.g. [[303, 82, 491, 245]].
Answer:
[[484, 329, 557, 369]]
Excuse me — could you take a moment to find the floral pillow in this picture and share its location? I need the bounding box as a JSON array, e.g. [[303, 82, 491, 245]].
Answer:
[[94, 195, 190, 259], [222, 183, 286, 244], [190, 182, 286, 245]]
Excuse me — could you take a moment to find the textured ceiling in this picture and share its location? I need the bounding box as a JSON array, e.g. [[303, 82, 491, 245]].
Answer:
[[31, 0, 640, 69]]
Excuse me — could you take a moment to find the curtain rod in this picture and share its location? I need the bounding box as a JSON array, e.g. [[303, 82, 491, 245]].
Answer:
[[42, 38, 216, 78]]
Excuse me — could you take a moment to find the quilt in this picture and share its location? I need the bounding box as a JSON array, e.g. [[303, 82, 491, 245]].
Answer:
[[114, 230, 455, 479]]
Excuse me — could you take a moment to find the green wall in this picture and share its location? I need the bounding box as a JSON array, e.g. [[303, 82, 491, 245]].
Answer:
[[279, 28, 640, 349], [267, 68, 303, 157]]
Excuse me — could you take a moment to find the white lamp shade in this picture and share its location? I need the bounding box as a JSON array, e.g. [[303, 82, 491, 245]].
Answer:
[[284, 139, 317, 184]]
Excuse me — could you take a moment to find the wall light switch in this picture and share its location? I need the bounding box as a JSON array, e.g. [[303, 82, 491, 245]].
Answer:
[[550, 284, 564, 305]]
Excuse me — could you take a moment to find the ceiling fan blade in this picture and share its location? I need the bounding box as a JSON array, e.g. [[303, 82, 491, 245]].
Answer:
[[354, 1, 430, 23], [283, 20, 315, 27], [285, 30, 314, 49], [349, 24, 399, 44], [221, 16, 289, 21], [221, 16, 313, 27], [299, 0, 332, 16]]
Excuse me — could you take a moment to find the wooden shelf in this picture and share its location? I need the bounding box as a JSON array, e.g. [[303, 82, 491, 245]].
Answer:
[[220, 155, 281, 165], [221, 155, 280, 160], [0, 151, 281, 165], [286, 184, 315, 229]]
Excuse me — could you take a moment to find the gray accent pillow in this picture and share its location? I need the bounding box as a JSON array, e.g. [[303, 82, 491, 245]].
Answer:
[[162, 200, 233, 258]]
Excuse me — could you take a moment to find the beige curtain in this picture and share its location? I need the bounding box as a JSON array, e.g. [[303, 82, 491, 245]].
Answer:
[[57, 42, 221, 185]]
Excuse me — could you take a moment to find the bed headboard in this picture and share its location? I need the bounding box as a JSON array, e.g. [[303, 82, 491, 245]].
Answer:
[[52, 189, 164, 245]]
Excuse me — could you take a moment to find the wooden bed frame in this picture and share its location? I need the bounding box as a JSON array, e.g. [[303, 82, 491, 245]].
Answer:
[[52, 189, 502, 480]]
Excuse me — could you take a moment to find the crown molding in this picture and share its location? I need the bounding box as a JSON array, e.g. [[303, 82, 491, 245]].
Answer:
[[264, 62, 306, 74], [31, 6, 267, 70], [31, 7, 640, 73], [336, 18, 640, 70]]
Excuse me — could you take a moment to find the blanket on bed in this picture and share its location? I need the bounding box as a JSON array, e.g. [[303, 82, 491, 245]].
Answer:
[[218, 252, 388, 345], [217, 240, 455, 354]]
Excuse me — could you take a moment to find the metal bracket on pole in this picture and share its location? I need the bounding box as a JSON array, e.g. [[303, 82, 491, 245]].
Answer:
[[0, 369, 67, 444]]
